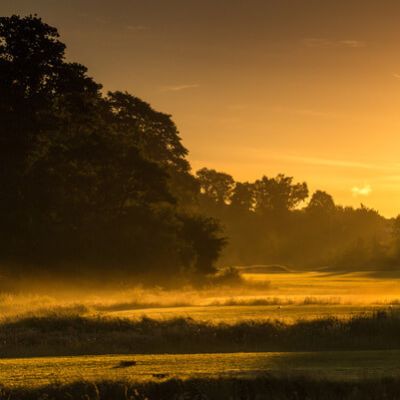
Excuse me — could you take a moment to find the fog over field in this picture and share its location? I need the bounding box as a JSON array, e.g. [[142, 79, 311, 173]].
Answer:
[[2, 269, 400, 322]]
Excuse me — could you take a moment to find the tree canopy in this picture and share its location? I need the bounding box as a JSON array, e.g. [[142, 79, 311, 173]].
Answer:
[[0, 15, 224, 282]]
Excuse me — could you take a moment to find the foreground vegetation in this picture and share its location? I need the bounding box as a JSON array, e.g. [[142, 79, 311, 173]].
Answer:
[[1, 310, 400, 357], [3, 376, 400, 400]]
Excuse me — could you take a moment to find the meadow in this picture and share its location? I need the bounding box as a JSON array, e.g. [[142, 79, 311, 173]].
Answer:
[[2, 350, 400, 388], [3, 270, 400, 322], [2, 269, 400, 398]]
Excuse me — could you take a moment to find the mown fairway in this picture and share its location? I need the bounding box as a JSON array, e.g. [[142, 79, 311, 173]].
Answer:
[[2, 350, 400, 388]]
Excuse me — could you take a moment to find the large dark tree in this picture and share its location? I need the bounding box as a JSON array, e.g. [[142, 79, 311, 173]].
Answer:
[[0, 15, 224, 281], [107, 91, 199, 208]]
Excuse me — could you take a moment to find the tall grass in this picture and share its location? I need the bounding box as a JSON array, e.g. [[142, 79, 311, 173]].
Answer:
[[1, 310, 400, 358], [3, 376, 400, 400]]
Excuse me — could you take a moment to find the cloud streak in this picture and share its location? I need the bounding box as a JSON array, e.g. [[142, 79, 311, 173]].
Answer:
[[244, 149, 400, 173], [302, 38, 366, 49], [161, 84, 200, 92], [126, 25, 149, 31], [277, 155, 382, 171], [271, 106, 338, 118]]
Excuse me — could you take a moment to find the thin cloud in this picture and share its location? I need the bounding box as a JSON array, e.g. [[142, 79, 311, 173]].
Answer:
[[339, 40, 366, 48], [302, 38, 366, 49], [271, 106, 337, 118], [227, 104, 249, 111], [245, 150, 400, 173], [94, 17, 109, 25], [393, 73, 400, 80], [281, 155, 378, 170], [126, 25, 149, 31], [161, 84, 200, 92], [351, 185, 372, 197]]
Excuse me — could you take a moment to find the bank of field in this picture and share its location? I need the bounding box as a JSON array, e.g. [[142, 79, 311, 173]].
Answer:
[[3, 377, 400, 400], [1, 310, 400, 358]]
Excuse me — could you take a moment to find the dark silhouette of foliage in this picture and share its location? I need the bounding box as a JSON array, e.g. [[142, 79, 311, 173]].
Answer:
[[107, 91, 189, 172], [306, 190, 336, 214], [0, 15, 224, 281], [191, 166, 393, 270], [196, 168, 235, 205], [230, 182, 254, 210], [253, 174, 309, 215]]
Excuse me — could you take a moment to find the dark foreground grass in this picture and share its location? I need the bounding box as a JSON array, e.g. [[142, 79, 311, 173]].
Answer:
[[1, 310, 400, 357], [3, 377, 400, 400]]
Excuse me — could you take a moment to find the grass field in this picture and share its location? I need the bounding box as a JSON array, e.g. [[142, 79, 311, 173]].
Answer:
[[3, 270, 400, 323], [104, 271, 400, 322], [2, 350, 400, 388], [108, 303, 385, 323], [3, 269, 400, 398], [103, 271, 400, 317]]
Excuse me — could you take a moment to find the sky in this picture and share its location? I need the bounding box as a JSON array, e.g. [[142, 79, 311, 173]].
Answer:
[[2, 0, 400, 216]]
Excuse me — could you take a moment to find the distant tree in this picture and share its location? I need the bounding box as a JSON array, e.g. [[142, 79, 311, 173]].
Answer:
[[253, 174, 308, 214], [393, 215, 400, 240], [196, 168, 235, 205], [306, 190, 336, 214], [230, 182, 254, 210], [391, 215, 400, 259]]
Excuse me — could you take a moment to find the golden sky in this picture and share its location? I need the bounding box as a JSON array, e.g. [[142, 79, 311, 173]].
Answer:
[[2, 0, 400, 216]]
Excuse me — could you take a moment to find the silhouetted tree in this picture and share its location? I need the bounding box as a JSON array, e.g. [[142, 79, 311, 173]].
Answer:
[[230, 182, 254, 210], [253, 174, 308, 214], [0, 15, 225, 281], [180, 215, 227, 275], [196, 168, 235, 205], [107, 91, 189, 172], [306, 190, 335, 214], [107, 91, 200, 208]]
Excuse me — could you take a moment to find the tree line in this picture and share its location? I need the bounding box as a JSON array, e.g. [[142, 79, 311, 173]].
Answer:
[[0, 15, 399, 284], [195, 168, 399, 272]]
